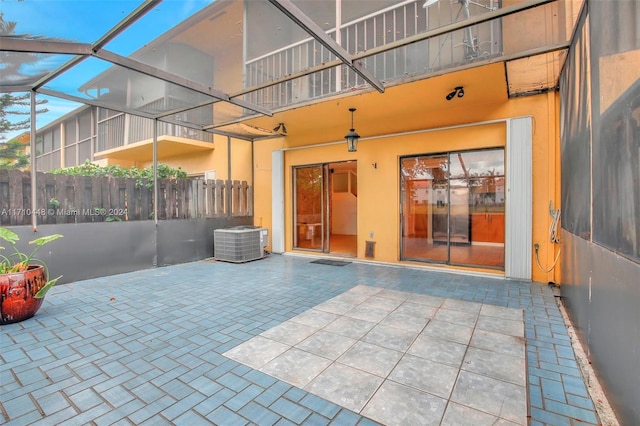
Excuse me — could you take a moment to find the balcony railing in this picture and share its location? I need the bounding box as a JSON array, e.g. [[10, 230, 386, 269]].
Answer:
[[245, 0, 500, 109], [96, 101, 213, 153]]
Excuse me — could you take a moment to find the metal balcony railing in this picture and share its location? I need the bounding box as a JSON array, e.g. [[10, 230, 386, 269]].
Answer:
[[245, 0, 500, 109], [96, 101, 213, 153]]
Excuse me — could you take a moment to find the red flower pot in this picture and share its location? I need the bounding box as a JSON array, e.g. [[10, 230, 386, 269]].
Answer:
[[0, 265, 47, 325]]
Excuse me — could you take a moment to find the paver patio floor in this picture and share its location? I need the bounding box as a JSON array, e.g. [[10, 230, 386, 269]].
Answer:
[[0, 254, 601, 425]]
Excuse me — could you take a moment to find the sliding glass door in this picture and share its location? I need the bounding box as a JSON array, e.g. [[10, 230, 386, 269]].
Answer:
[[294, 162, 357, 256], [401, 149, 505, 269]]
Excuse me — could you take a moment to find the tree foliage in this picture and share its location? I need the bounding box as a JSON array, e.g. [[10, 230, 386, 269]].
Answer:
[[0, 13, 50, 147], [0, 138, 30, 170], [51, 161, 188, 189]]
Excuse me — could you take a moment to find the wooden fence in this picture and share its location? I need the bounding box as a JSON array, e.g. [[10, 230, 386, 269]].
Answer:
[[0, 170, 252, 226]]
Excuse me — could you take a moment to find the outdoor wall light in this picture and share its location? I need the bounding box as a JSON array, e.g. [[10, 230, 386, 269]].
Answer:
[[273, 123, 287, 134], [345, 108, 360, 152], [446, 86, 464, 100]]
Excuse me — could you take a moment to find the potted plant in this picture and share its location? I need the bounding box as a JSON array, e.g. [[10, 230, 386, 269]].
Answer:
[[0, 228, 63, 325]]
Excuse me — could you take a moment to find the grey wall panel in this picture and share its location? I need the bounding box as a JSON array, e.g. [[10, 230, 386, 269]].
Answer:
[[560, 14, 591, 240], [8, 218, 253, 285], [156, 218, 252, 266], [12, 222, 156, 284], [562, 231, 640, 425], [505, 117, 532, 281]]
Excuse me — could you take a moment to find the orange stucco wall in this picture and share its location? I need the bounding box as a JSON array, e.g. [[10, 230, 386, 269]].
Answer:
[[252, 88, 561, 284]]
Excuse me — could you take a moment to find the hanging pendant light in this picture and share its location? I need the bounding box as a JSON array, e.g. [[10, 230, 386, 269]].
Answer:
[[345, 108, 360, 152]]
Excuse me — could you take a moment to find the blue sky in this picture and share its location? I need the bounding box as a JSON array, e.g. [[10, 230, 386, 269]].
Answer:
[[1, 0, 214, 141]]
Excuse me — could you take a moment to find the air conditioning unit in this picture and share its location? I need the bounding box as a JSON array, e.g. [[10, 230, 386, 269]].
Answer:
[[214, 226, 268, 263]]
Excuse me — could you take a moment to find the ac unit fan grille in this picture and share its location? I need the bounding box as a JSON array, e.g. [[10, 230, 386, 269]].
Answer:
[[214, 228, 266, 263]]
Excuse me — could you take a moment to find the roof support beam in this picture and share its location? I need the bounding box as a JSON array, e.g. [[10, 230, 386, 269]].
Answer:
[[160, 116, 255, 141], [155, 100, 218, 120], [0, 85, 33, 93], [37, 87, 254, 140], [37, 87, 158, 120], [0, 37, 92, 55], [92, 49, 273, 117], [92, 0, 162, 51], [266, 0, 385, 93]]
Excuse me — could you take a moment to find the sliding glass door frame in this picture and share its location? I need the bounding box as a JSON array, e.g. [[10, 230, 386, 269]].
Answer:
[[400, 148, 506, 269]]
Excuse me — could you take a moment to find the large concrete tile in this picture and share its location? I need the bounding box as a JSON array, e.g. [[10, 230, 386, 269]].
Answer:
[[313, 299, 358, 315], [442, 299, 483, 314], [441, 401, 520, 425], [433, 308, 479, 328], [344, 305, 391, 323], [294, 330, 357, 359], [422, 319, 474, 345], [461, 347, 526, 386], [377, 289, 411, 302], [393, 301, 438, 319], [388, 354, 459, 399], [451, 371, 527, 425], [261, 347, 332, 388], [322, 315, 377, 340], [348, 285, 383, 297], [260, 320, 318, 346], [361, 380, 447, 426], [290, 308, 339, 328], [223, 336, 289, 370], [470, 329, 526, 359], [480, 304, 524, 322], [407, 334, 467, 367], [338, 341, 403, 377], [362, 324, 418, 352], [358, 295, 403, 312], [379, 311, 429, 333], [476, 316, 524, 337], [305, 363, 384, 413], [407, 293, 445, 307]]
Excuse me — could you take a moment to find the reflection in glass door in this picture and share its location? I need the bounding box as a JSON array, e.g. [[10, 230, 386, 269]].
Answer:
[[294, 166, 324, 251], [401, 149, 505, 269], [294, 162, 357, 256], [401, 155, 449, 263]]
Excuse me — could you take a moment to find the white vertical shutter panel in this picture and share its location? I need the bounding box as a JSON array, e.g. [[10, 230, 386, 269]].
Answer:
[[271, 150, 285, 254], [505, 117, 533, 280]]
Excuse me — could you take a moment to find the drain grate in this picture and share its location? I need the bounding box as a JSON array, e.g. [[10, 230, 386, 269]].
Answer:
[[310, 259, 352, 267]]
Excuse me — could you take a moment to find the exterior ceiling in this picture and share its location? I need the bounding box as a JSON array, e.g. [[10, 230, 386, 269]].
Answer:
[[246, 63, 510, 146], [93, 136, 215, 162], [0, 0, 582, 141]]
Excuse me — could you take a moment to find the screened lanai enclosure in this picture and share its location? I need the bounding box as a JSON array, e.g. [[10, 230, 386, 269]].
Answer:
[[2, 0, 640, 425], [0, 0, 574, 277], [2, 0, 571, 140]]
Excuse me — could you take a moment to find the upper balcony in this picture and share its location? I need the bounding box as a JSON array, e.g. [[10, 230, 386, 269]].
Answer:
[[244, 0, 503, 109], [1, 0, 580, 141]]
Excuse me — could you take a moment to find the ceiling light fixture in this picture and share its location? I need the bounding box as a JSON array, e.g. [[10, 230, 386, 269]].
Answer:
[[345, 108, 360, 153], [446, 86, 464, 100]]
